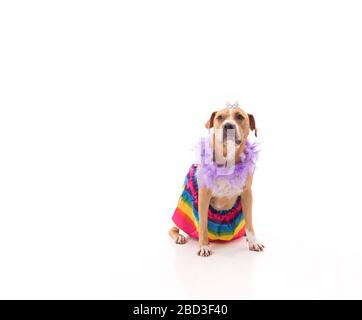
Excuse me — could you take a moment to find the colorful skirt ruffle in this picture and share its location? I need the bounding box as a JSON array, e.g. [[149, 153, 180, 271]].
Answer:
[[172, 164, 246, 241]]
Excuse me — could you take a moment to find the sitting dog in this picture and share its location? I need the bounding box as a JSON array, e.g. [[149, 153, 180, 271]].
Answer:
[[169, 102, 264, 257]]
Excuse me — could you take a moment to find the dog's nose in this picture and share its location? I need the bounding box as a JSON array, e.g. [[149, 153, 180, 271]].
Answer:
[[223, 123, 235, 130]]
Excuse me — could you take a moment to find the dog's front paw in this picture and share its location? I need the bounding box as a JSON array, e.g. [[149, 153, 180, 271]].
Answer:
[[248, 239, 265, 252], [246, 230, 264, 252], [175, 234, 186, 244], [198, 245, 212, 257]]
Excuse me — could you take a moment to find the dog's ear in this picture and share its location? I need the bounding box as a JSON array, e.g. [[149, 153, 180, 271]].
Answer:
[[248, 113, 258, 137], [205, 111, 217, 129]]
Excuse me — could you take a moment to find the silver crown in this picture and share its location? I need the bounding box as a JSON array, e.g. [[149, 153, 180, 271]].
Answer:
[[225, 101, 239, 109]]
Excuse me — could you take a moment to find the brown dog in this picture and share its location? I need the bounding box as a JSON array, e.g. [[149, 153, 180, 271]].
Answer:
[[169, 102, 264, 256]]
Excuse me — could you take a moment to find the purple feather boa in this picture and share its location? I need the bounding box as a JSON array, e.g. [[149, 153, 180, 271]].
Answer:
[[196, 137, 259, 192]]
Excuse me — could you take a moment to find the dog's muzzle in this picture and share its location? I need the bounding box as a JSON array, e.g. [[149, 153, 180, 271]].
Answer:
[[222, 123, 242, 145]]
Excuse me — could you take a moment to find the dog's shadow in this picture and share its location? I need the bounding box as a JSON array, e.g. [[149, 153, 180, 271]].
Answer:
[[171, 236, 258, 299]]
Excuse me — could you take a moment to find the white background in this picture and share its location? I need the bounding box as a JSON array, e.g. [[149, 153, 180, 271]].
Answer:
[[1, 0, 362, 299]]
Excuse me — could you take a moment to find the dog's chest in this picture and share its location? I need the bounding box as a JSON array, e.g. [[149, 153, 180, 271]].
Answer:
[[211, 177, 243, 198]]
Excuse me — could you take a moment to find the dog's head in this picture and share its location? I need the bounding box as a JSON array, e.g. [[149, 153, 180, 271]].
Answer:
[[205, 103, 257, 162]]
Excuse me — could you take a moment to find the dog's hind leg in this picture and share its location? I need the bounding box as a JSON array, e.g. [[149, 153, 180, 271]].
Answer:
[[168, 226, 187, 244]]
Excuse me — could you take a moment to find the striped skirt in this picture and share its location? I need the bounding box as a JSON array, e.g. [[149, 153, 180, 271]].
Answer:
[[172, 164, 246, 241]]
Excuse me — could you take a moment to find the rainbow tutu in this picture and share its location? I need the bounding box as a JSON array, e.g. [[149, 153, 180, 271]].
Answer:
[[172, 164, 246, 241]]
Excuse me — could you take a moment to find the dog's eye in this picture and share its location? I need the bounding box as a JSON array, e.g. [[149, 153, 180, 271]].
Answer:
[[235, 113, 244, 121], [216, 115, 224, 121]]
